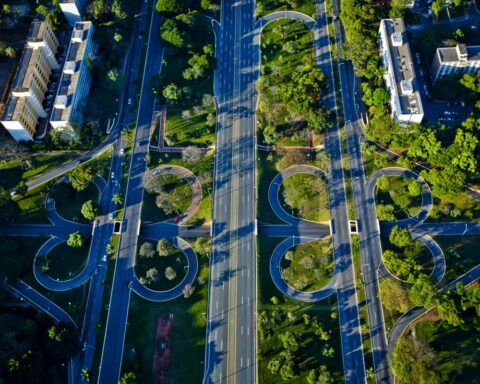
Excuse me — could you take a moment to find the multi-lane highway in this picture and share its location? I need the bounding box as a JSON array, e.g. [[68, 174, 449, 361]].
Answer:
[[97, 2, 163, 382], [203, 1, 257, 383]]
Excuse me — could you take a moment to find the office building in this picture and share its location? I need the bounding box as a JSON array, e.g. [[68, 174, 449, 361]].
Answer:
[[431, 44, 480, 82], [1, 21, 59, 141], [50, 21, 95, 133], [379, 18, 424, 125], [59, 0, 88, 27]]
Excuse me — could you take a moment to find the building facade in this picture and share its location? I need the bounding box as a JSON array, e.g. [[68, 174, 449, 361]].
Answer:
[[59, 0, 88, 27], [379, 18, 424, 125], [1, 21, 59, 141], [431, 44, 480, 82], [50, 21, 95, 133]]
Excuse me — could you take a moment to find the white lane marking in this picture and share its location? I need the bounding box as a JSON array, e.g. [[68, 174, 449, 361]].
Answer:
[[241, 296, 244, 305], [221, 310, 224, 319], [222, 281, 225, 290], [220, 340, 223, 351], [241, 326, 243, 335], [216, 300, 218, 310], [247, 326, 250, 336], [241, 357, 243, 368]]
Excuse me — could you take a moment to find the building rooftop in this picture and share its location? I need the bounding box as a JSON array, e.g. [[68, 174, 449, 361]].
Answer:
[[381, 18, 423, 118], [51, 22, 93, 124], [27, 20, 48, 42], [437, 44, 480, 63]]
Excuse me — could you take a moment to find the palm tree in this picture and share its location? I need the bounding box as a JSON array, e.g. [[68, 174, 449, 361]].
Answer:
[[80, 368, 91, 383], [112, 193, 122, 205]]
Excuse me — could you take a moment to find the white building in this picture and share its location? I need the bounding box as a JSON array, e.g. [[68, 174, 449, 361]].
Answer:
[[59, 0, 87, 27], [50, 22, 95, 133], [379, 18, 424, 125], [431, 44, 480, 82]]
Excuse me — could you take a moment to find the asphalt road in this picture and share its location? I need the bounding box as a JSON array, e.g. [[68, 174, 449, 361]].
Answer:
[[203, 1, 257, 383], [96, 2, 163, 382]]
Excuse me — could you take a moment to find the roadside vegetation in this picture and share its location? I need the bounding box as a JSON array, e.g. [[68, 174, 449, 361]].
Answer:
[[381, 226, 432, 283], [154, 4, 217, 147], [121, 237, 209, 383], [374, 176, 422, 221], [281, 173, 329, 222], [258, 236, 344, 383], [258, 19, 330, 147], [281, 238, 334, 291], [255, 0, 315, 18], [50, 182, 99, 223]]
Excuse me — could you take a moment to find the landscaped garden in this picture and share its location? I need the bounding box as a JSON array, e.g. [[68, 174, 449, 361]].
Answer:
[[258, 236, 344, 383], [281, 173, 329, 222], [135, 238, 188, 291], [381, 226, 433, 283], [281, 237, 334, 291], [154, 6, 217, 148], [374, 176, 422, 221], [121, 237, 210, 383], [255, 0, 316, 18], [149, 151, 213, 225], [257, 19, 330, 147], [50, 182, 99, 223], [142, 173, 192, 223]]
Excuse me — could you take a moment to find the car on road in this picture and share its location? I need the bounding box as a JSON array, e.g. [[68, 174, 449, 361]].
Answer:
[[120, 148, 124, 155], [109, 213, 113, 220], [127, 98, 132, 105], [111, 172, 115, 179], [173, 216, 180, 223]]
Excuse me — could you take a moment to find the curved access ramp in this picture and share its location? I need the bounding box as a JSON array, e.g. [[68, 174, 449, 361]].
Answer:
[[144, 165, 203, 224], [270, 236, 336, 302], [131, 237, 198, 302], [379, 234, 446, 285], [45, 197, 92, 230], [387, 263, 480, 364], [366, 167, 432, 232], [33, 234, 96, 292], [268, 165, 329, 225], [255, 10, 317, 33]]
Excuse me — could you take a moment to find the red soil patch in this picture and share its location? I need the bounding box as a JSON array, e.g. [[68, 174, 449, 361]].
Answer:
[[152, 314, 173, 384]]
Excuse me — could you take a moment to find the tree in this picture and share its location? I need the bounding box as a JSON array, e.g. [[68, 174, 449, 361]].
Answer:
[[389, 226, 412, 248], [157, 239, 172, 256], [15, 181, 27, 196], [182, 146, 202, 164], [163, 83, 182, 103], [113, 32, 123, 43], [139, 242, 156, 258], [407, 181, 421, 197], [81, 200, 98, 221], [267, 357, 281, 374], [67, 231, 84, 248], [159, 19, 185, 48], [408, 274, 438, 308], [376, 175, 390, 191], [5, 47, 15, 58], [112, 193, 123, 205], [280, 331, 299, 352], [165, 266, 177, 280], [183, 283, 195, 298], [145, 267, 159, 283], [119, 372, 137, 384], [69, 167, 94, 191], [156, 0, 182, 13], [0, 186, 10, 207], [307, 365, 333, 384]]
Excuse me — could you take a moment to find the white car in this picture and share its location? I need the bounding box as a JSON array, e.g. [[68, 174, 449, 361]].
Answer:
[[127, 98, 132, 105], [111, 172, 115, 179]]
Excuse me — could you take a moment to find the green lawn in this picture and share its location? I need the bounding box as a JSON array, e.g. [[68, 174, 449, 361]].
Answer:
[[40, 240, 91, 281], [281, 237, 334, 291], [0, 154, 71, 190], [435, 236, 480, 283], [121, 249, 209, 383], [257, 19, 317, 146], [280, 173, 330, 222], [256, 0, 316, 18], [135, 238, 188, 291], [50, 182, 99, 223], [15, 184, 49, 224], [257, 236, 344, 383]]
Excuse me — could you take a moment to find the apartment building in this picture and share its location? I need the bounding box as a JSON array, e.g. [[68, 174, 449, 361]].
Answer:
[[379, 18, 424, 125], [431, 44, 480, 82], [59, 0, 88, 27], [1, 21, 59, 141], [50, 21, 95, 133]]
